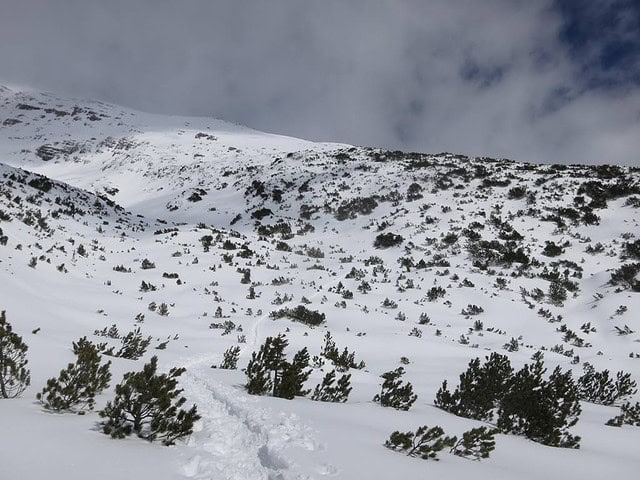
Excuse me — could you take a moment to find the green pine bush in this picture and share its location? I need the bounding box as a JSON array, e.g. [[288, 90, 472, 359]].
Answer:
[[373, 367, 417, 411], [0, 311, 31, 398], [384, 425, 456, 460], [244, 335, 311, 399], [320, 332, 365, 371], [434, 352, 512, 421], [311, 369, 352, 402], [219, 346, 241, 369], [450, 427, 498, 460], [606, 401, 640, 427], [37, 339, 111, 412], [577, 362, 637, 405], [276, 347, 311, 399], [99, 356, 200, 445], [497, 359, 581, 448], [435, 355, 581, 448]]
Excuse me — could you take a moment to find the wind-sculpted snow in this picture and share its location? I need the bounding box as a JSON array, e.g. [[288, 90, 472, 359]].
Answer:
[[1, 85, 639, 479]]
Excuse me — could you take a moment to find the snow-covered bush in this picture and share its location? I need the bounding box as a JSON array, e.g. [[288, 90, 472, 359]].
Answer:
[[0, 311, 31, 399], [112, 327, 152, 360], [435, 353, 513, 421], [450, 427, 498, 460], [311, 369, 352, 402], [384, 425, 456, 460], [270, 305, 326, 327], [606, 401, 640, 427], [609, 263, 640, 291], [37, 339, 111, 412], [577, 363, 637, 405], [373, 367, 417, 411], [373, 232, 404, 249], [244, 335, 311, 399], [219, 346, 240, 369], [497, 359, 581, 448], [99, 356, 200, 446], [436, 354, 581, 448], [320, 332, 365, 371]]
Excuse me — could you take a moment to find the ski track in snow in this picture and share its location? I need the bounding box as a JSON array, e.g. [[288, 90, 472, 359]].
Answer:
[[179, 365, 323, 480]]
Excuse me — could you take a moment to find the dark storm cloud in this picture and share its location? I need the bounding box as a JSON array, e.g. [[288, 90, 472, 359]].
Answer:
[[1, 0, 639, 165]]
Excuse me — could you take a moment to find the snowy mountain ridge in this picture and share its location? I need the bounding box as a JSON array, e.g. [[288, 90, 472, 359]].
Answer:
[[1, 85, 639, 480]]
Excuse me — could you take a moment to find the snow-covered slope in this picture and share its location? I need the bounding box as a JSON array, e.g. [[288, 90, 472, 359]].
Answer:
[[1, 85, 640, 480]]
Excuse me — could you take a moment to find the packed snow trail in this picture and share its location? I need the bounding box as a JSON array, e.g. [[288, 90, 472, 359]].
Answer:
[[176, 361, 323, 480], [168, 274, 346, 480]]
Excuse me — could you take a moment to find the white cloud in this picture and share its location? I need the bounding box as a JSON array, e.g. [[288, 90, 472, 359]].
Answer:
[[1, 0, 638, 165]]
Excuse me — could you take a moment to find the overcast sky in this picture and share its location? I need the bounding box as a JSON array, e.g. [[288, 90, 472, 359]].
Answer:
[[2, 0, 639, 165]]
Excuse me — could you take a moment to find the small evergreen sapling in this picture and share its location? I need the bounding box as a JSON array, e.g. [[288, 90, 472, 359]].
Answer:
[[219, 346, 241, 369], [606, 401, 640, 427], [157, 303, 170, 317], [435, 354, 581, 448], [311, 369, 352, 403], [37, 339, 111, 412], [450, 427, 498, 460], [73, 336, 107, 355], [112, 327, 152, 360], [434, 353, 512, 421], [99, 356, 200, 446], [384, 425, 456, 460], [244, 335, 311, 399], [497, 359, 581, 448], [320, 332, 365, 371], [257, 334, 288, 396], [276, 347, 311, 399], [0, 311, 31, 398], [245, 349, 273, 395], [577, 362, 637, 405], [373, 367, 417, 410]]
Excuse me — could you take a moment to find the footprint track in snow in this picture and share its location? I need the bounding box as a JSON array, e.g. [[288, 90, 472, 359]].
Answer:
[[179, 365, 323, 480]]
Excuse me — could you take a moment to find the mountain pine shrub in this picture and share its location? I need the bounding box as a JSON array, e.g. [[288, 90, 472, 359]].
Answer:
[[37, 339, 111, 412], [269, 305, 326, 327], [426, 286, 446, 302], [244, 335, 311, 399], [450, 427, 498, 460], [311, 369, 352, 402], [276, 347, 311, 399], [577, 363, 637, 405], [0, 311, 31, 398], [140, 258, 156, 269], [623, 240, 640, 260], [99, 356, 200, 445], [320, 332, 365, 371], [384, 425, 456, 460], [244, 350, 273, 395], [245, 334, 287, 395], [435, 355, 581, 448], [373, 233, 404, 249], [219, 346, 241, 369], [548, 281, 568, 306], [609, 263, 640, 291], [542, 241, 564, 257], [497, 359, 581, 448], [373, 367, 417, 411], [606, 401, 640, 427], [435, 353, 513, 421], [111, 327, 152, 360]]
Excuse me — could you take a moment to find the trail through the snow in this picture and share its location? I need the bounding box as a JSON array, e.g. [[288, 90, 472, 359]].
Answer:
[[176, 360, 325, 480], [175, 273, 348, 479]]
